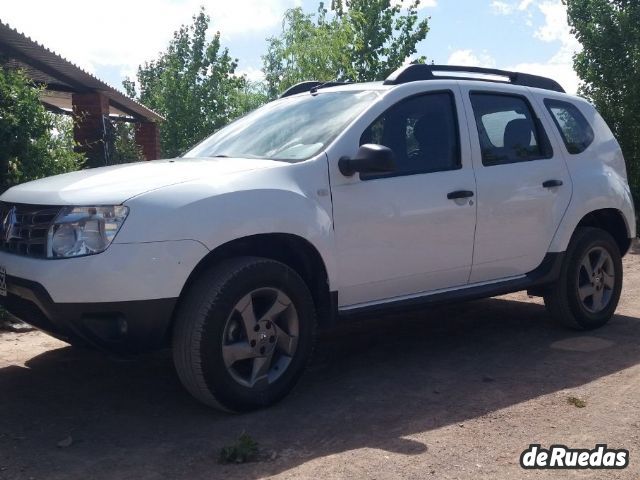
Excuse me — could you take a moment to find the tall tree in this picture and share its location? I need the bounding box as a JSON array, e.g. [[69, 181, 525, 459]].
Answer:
[[263, 7, 350, 98], [124, 9, 246, 157], [332, 0, 430, 81], [565, 0, 640, 211], [263, 0, 429, 98]]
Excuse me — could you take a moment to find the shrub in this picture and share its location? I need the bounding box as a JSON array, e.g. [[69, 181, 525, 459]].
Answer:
[[0, 64, 84, 189]]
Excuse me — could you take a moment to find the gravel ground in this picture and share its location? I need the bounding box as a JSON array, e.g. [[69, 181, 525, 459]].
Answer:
[[0, 245, 639, 480]]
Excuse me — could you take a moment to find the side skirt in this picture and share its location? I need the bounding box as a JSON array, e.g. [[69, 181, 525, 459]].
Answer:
[[336, 252, 564, 320]]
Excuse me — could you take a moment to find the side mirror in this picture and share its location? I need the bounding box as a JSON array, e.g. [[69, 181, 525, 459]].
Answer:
[[339, 144, 396, 177]]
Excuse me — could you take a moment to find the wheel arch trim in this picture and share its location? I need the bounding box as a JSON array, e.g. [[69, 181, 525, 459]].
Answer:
[[550, 206, 635, 255], [175, 233, 336, 329]]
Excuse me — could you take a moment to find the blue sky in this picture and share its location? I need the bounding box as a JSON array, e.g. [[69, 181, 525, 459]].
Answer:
[[0, 0, 579, 93]]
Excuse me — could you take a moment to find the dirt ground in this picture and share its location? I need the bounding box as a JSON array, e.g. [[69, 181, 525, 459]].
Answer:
[[1, 246, 639, 480]]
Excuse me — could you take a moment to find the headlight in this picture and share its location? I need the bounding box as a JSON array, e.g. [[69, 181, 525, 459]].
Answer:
[[47, 206, 129, 258]]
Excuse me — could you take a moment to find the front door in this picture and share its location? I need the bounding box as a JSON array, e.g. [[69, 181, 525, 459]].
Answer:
[[330, 89, 477, 307]]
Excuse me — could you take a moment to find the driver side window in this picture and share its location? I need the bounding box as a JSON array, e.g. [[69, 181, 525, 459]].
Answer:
[[359, 92, 460, 179]]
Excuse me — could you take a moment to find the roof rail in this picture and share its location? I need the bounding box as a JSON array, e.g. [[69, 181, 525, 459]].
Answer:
[[280, 81, 350, 98], [383, 64, 565, 93]]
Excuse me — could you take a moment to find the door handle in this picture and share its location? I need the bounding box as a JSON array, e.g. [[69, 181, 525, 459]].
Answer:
[[542, 179, 563, 188], [447, 190, 474, 200]]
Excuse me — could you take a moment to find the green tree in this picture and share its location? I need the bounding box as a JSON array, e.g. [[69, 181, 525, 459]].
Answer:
[[232, 81, 270, 116], [332, 0, 430, 81], [0, 65, 84, 189], [124, 9, 247, 157], [565, 0, 640, 212], [263, 7, 351, 98], [263, 0, 430, 97], [106, 120, 144, 164]]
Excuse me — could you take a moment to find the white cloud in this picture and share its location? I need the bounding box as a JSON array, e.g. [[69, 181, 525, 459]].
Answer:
[[447, 49, 497, 68], [490, 0, 533, 15], [0, 0, 297, 88], [518, 0, 536, 10], [447, 0, 580, 94], [505, 61, 579, 94], [236, 65, 265, 82], [520, 0, 581, 93], [533, 0, 579, 52], [449, 49, 579, 94], [487, 0, 580, 94], [490, 1, 514, 15]]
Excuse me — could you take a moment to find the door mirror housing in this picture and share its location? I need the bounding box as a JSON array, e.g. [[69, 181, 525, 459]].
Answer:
[[339, 144, 396, 177]]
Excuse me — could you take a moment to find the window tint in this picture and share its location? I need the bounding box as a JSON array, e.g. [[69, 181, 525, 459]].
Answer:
[[470, 93, 552, 166], [544, 99, 594, 154], [359, 92, 460, 179]]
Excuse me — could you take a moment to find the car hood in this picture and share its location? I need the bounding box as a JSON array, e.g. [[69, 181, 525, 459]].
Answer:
[[0, 157, 284, 205]]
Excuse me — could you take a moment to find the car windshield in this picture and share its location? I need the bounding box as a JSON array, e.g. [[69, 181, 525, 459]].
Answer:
[[184, 90, 379, 162]]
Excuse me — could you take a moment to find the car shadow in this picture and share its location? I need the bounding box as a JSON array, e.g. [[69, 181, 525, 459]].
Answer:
[[1, 296, 640, 479]]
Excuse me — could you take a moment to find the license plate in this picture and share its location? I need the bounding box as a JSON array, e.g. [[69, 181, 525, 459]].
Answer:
[[0, 266, 6, 296]]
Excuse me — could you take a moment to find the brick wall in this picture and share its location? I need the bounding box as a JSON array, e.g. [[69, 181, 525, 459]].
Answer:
[[135, 122, 161, 160]]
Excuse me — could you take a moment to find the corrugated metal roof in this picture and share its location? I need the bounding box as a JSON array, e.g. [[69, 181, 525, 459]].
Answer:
[[0, 20, 163, 122]]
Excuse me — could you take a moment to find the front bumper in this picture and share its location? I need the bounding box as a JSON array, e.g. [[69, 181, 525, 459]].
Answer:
[[0, 239, 209, 352], [1, 275, 176, 352]]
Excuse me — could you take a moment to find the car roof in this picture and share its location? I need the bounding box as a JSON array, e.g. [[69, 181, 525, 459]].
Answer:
[[291, 77, 582, 104], [281, 65, 572, 100]]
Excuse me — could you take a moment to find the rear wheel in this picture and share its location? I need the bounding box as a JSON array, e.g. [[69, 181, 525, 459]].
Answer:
[[172, 257, 316, 412], [544, 227, 623, 330]]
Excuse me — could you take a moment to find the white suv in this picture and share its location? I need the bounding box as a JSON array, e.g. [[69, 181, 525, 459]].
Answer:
[[0, 65, 635, 412]]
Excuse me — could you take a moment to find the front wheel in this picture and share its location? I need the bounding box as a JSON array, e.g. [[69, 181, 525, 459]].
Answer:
[[544, 227, 623, 330], [172, 257, 316, 412]]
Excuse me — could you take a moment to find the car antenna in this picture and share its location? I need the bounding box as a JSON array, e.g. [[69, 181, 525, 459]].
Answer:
[[310, 79, 344, 94]]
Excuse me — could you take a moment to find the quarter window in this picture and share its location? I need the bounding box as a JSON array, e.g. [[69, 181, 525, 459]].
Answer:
[[359, 92, 460, 179], [470, 93, 552, 166], [544, 99, 594, 154]]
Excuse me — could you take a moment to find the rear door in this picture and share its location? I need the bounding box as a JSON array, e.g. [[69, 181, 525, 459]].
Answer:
[[459, 86, 572, 283]]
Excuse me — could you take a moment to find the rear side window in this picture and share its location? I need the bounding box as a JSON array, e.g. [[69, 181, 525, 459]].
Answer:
[[544, 99, 594, 154], [470, 93, 552, 166]]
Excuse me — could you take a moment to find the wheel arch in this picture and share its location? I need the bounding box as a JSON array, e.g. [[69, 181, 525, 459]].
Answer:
[[171, 233, 336, 337], [574, 208, 632, 255]]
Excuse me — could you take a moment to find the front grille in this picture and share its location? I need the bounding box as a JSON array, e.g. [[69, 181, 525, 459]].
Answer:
[[0, 203, 61, 258]]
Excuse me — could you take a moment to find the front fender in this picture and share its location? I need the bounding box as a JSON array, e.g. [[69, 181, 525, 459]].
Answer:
[[117, 160, 337, 288]]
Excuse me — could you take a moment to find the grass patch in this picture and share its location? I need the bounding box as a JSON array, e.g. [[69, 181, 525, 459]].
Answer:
[[219, 433, 259, 464], [567, 396, 587, 408]]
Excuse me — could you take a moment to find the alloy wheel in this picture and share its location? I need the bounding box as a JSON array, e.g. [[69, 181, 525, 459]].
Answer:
[[221, 288, 299, 388], [577, 246, 615, 314]]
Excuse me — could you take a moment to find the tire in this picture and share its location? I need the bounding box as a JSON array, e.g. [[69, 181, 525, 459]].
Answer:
[[172, 256, 316, 412], [544, 227, 623, 330]]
